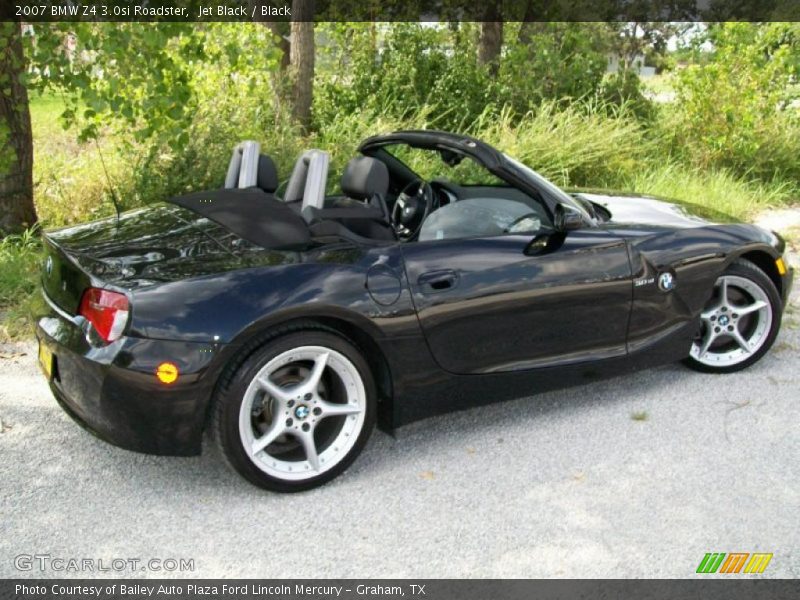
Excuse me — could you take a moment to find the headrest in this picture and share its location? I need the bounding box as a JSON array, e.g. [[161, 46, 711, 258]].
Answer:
[[341, 156, 389, 201], [256, 154, 278, 193]]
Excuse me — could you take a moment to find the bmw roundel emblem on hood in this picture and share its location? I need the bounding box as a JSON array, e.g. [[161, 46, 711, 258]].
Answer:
[[658, 271, 676, 292]]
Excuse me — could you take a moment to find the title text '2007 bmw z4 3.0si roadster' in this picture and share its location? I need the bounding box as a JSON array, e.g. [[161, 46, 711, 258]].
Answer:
[[36, 131, 793, 491]]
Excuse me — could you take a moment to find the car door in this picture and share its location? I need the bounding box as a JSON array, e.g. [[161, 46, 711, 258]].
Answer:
[[401, 229, 633, 374]]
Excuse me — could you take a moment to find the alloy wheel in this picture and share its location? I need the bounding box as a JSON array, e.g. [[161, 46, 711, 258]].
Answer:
[[238, 346, 367, 481], [689, 275, 773, 368]]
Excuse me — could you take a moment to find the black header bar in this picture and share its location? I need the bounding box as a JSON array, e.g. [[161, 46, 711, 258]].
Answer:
[[3, 579, 800, 600], [4, 0, 800, 23]]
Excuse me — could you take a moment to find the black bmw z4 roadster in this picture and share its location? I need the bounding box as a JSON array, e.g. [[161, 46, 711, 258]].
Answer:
[[36, 130, 793, 491]]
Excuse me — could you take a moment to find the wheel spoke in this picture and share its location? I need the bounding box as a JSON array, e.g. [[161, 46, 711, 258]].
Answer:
[[257, 376, 292, 402], [697, 329, 716, 358], [251, 421, 285, 456], [719, 278, 729, 306], [298, 431, 320, 471], [730, 328, 752, 353], [318, 399, 362, 418], [302, 352, 329, 392], [735, 299, 767, 317]]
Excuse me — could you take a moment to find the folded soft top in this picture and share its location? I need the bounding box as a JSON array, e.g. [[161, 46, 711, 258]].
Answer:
[[169, 188, 310, 250]]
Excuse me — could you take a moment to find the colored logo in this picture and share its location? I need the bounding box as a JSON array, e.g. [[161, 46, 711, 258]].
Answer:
[[696, 552, 773, 574], [658, 271, 675, 292]]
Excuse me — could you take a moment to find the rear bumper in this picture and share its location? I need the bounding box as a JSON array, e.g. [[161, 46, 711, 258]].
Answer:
[[36, 302, 226, 456]]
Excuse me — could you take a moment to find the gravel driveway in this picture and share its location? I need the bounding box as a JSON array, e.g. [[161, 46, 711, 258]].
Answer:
[[1, 290, 798, 579]]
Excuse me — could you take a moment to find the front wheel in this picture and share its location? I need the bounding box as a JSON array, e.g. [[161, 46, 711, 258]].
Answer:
[[684, 260, 782, 373], [214, 331, 376, 492]]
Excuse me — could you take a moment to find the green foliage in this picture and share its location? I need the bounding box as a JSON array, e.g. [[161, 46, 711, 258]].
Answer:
[[0, 227, 42, 341], [618, 163, 797, 219], [475, 102, 650, 187], [670, 23, 800, 181], [596, 70, 657, 122], [29, 93, 124, 227], [314, 22, 611, 132], [26, 23, 282, 153], [314, 23, 496, 132], [499, 23, 610, 111]]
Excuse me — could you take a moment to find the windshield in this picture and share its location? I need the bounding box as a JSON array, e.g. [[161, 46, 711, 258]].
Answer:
[[502, 154, 592, 219], [385, 144, 506, 186]]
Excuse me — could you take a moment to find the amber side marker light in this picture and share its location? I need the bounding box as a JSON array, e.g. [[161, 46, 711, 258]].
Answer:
[[156, 362, 179, 385], [775, 257, 787, 276]]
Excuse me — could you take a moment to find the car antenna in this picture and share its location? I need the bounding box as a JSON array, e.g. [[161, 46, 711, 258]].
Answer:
[[94, 139, 121, 225]]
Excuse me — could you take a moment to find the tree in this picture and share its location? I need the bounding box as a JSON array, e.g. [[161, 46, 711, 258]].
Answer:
[[477, 4, 503, 77], [290, 0, 315, 132], [608, 21, 691, 72], [602, 1, 696, 72], [0, 22, 37, 237]]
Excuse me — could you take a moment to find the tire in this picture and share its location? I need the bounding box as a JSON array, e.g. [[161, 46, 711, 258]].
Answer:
[[213, 330, 376, 492], [683, 259, 782, 374]]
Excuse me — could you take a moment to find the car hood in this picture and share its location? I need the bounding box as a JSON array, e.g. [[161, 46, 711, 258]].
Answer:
[[45, 202, 300, 290], [570, 190, 739, 229]]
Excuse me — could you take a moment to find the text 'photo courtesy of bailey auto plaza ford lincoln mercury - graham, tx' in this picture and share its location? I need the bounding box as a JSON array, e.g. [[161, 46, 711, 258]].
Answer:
[[2, 0, 800, 595]]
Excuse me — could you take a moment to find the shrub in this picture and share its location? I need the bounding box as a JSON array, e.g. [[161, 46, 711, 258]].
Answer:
[[0, 228, 43, 341], [670, 23, 800, 183]]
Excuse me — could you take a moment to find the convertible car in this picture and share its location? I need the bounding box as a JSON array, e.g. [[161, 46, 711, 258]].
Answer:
[[36, 131, 793, 491]]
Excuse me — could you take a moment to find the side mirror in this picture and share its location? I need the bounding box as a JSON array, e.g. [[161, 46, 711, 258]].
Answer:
[[554, 203, 583, 232]]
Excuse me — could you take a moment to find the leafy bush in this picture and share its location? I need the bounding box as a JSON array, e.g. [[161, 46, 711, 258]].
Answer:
[[596, 71, 657, 123], [29, 93, 125, 227], [498, 22, 609, 112], [0, 228, 43, 341], [670, 23, 800, 182], [314, 23, 496, 132]]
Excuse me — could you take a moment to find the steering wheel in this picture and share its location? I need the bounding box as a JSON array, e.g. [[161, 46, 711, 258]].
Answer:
[[391, 179, 435, 241]]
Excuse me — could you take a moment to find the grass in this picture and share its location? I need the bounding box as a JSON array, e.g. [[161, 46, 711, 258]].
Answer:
[[0, 229, 44, 341], [29, 93, 125, 229], [619, 164, 798, 220], [474, 102, 651, 188]]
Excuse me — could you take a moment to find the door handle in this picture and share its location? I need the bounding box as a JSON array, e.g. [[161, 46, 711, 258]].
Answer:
[[418, 269, 458, 293]]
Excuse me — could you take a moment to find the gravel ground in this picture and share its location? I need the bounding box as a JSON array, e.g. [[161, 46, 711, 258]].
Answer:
[[1, 293, 798, 579]]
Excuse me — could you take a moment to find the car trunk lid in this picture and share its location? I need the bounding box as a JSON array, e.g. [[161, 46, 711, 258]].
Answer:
[[41, 202, 269, 314]]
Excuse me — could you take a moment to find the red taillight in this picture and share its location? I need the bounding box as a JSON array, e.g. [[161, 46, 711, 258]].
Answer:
[[78, 288, 130, 343]]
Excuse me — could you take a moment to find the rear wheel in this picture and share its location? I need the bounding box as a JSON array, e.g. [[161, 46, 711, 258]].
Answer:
[[214, 331, 376, 492], [684, 260, 781, 373]]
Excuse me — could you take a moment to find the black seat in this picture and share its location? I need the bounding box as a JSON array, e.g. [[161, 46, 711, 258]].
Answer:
[[256, 154, 279, 194], [304, 156, 395, 241]]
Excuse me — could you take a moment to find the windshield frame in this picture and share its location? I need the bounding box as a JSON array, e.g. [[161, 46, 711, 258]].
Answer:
[[501, 154, 592, 220]]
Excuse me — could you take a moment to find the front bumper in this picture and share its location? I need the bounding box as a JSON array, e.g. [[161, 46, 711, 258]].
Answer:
[[36, 301, 225, 456]]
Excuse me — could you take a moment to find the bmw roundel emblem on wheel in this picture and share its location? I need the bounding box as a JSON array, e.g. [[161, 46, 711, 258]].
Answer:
[[33, 131, 793, 491]]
